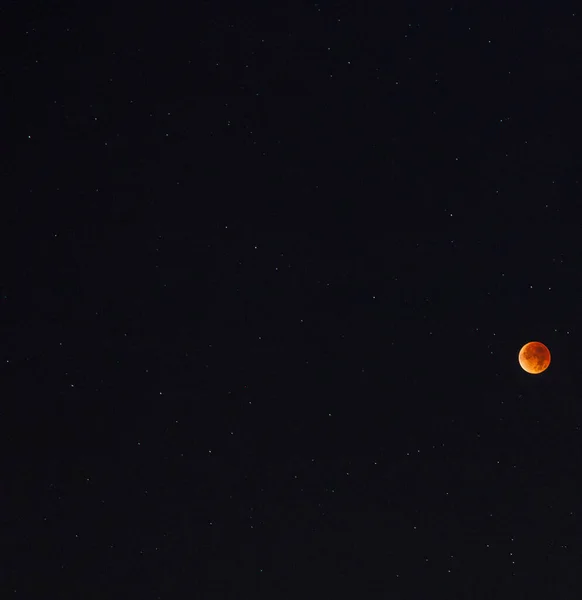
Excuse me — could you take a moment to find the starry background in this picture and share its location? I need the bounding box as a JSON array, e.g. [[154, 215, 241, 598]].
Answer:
[[3, 1, 581, 598]]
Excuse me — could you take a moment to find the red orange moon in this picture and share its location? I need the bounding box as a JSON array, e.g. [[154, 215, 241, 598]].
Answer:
[[518, 341, 551, 374]]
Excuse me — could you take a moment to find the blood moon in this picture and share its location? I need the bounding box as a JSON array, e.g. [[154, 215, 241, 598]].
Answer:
[[518, 341, 551, 374]]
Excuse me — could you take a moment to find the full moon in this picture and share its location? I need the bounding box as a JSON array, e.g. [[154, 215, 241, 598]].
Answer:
[[518, 341, 551, 374]]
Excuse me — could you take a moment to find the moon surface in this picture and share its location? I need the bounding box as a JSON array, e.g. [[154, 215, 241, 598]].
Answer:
[[518, 341, 551, 374]]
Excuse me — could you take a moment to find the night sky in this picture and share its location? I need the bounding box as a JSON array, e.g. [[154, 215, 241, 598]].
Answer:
[[4, 1, 581, 597]]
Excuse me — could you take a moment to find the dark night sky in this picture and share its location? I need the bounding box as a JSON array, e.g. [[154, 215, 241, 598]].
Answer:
[[3, 1, 581, 597]]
